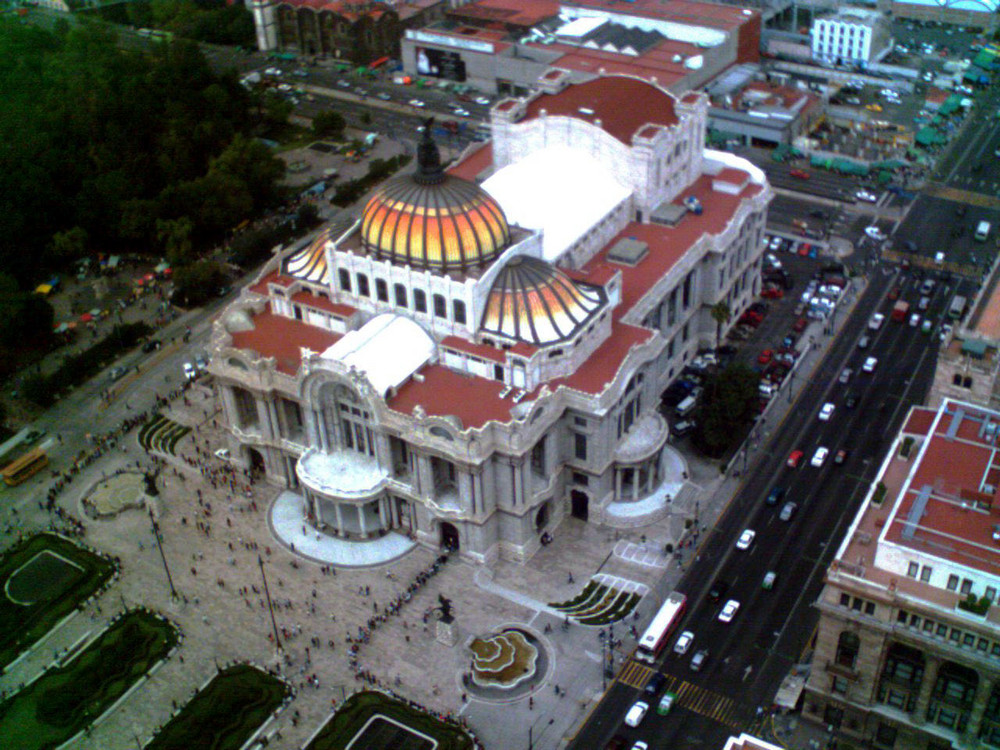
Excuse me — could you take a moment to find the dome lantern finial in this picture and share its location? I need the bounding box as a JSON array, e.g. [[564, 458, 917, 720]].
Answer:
[[415, 117, 444, 185]]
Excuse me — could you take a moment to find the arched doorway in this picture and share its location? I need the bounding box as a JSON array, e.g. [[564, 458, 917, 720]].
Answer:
[[571, 490, 588, 521], [534, 502, 549, 531], [246, 447, 266, 477], [440, 522, 459, 552]]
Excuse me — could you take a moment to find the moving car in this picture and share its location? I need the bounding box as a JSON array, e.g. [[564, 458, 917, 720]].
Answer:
[[863, 356, 878, 373], [708, 581, 729, 602], [644, 672, 667, 695], [624, 701, 649, 727], [779, 501, 797, 521], [865, 226, 886, 241], [869, 313, 885, 330], [762, 571, 777, 589], [657, 692, 677, 715], [718, 600, 740, 623], [839, 368, 852, 385], [736, 529, 756, 550], [408, 99, 426, 107], [819, 403, 835, 421], [857, 335, 871, 349], [674, 631, 694, 655], [765, 487, 786, 506], [856, 190, 878, 202], [690, 649, 709, 671], [811, 447, 829, 467], [835, 448, 849, 465], [790, 168, 810, 179], [787, 450, 804, 468]]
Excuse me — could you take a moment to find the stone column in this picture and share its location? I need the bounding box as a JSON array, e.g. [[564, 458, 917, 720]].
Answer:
[[967, 676, 993, 742], [615, 467, 622, 501], [334, 503, 344, 536], [358, 503, 369, 538], [631, 467, 640, 502], [221, 386, 239, 427], [913, 655, 941, 725]]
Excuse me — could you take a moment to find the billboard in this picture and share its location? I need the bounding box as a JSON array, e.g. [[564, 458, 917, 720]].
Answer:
[[416, 47, 467, 82]]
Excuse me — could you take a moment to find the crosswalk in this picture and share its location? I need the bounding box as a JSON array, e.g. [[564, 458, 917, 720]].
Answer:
[[924, 182, 1000, 210], [616, 660, 746, 729]]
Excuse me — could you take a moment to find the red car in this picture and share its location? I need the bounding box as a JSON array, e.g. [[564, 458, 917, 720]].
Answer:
[[888, 286, 901, 301], [798, 243, 811, 257], [790, 168, 810, 179], [739, 311, 763, 327], [793, 317, 808, 333], [787, 450, 804, 468], [758, 349, 774, 365], [761, 286, 784, 299]]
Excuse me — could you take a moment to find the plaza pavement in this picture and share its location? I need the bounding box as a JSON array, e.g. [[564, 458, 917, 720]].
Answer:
[[0, 249, 866, 750]]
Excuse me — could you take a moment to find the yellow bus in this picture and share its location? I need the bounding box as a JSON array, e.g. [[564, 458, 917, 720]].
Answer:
[[2, 448, 48, 487]]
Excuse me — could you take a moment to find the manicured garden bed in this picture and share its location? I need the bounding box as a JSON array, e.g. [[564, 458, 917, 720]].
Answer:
[[306, 691, 474, 750], [0, 533, 115, 670], [0, 609, 177, 750], [145, 664, 289, 750]]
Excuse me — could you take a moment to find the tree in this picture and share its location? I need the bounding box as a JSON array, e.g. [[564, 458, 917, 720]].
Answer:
[[312, 110, 345, 139], [156, 217, 194, 266], [209, 133, 285, 212], [47, 226, 88, 264], [694, 363, 759, 457], [710, 301, 731, 347], [172, 259, 225, 307]]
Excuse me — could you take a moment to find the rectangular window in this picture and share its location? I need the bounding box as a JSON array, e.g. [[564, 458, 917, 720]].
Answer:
[[375, 279, 388, 302], [413, 289, 427, 313], [908, 613, 919, 627], [923, 620, 934, 633], [865, 601, 876, 616], [988, 587, 998, 602], [852, 597, 863, 611], [356, 274, 370, 297], [937, 624, 948, 638], [394, 283, 408, 308], [453, 300, 467, 325], [572, 472, 589, 486], [921, 566, 932, 582], [338, 268, 352, 292], [574, 433, 587, 461], [979, 638, 990, 652], [433, 294, 447, 318], [961, 579, 973, 595], [840, 593, 851, 607], [963, 633, 975, 648], [950, 628, 962, 643], [874, 723, 897, 749], [947, 574, 959, 591], [831, 676, 848, 694], [897, 609, 908, 624], [993, 643, 1000, 657], [907, 562, 919, 578]]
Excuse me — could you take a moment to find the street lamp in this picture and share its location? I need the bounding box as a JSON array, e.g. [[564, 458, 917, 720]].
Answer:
[[258, 555, 283, 652], [147, 506, 178, 600]]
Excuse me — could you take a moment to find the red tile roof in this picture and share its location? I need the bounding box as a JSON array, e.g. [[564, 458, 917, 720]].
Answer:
[[249, 272, 296, 296], [229, 308, 341, 375], [447, 143, 493, 181], [902, 406, 937, 436], [388, 364, 517, 429], [551, 321, 653, 395], [583, 174, 761, 318], [448, 0, 559, 28], [523, 76, 678, 144], [714, 168, 748, 186], [290, 291, 356, 318]]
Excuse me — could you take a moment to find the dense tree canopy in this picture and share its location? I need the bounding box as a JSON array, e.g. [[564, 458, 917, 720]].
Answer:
[[694, 363, 760, 457], [0, 19, 284, 287]]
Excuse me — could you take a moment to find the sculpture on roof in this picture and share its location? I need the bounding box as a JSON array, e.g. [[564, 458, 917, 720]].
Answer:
[[415, 117, 444, 185]]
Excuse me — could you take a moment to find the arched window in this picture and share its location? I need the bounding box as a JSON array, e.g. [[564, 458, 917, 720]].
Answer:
[[835, 631, 860, 669]]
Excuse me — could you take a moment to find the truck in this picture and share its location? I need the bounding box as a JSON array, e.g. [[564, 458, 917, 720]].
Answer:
[[892, 300, 910, 322], [975, 221, 991, 242]]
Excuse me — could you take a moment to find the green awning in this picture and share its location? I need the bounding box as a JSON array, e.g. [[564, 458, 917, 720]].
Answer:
[[915, 127, 946, 146], [962, 340, 989, 358]]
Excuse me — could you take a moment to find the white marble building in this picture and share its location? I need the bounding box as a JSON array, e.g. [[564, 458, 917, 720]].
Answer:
[[207, 73, 772, 565]]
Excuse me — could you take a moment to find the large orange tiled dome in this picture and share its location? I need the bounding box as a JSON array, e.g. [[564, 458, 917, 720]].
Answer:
[[360, 126, 510, 274]]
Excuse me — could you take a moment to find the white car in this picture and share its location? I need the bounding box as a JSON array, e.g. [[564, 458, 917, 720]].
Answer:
[[909, 313, 921, 327], [674, 630, 694, 655], [718, 599, 740, 623], [736, 529, 756, 550], [453, 108, 470, 117], [183, 362, 197, 380], [474, 96, 491, 106], [624, 700, 649, 727], [865, 226, 886, 241], [408, 99, 426, 108], [869, 313, 885, 330], [819, 403, 835, 421], [632, 743, 650, 750], [811, 446, 829, 467], [856, 190, 878, 203], [863, 356, 878, 373]]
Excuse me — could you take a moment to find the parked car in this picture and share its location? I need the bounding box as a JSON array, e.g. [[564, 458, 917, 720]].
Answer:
[[109, 366, 128, 382], [856, 190, 878, 202], [141, 339, 162, 353], [790, 168, 810, 179], [183, 362, 197, 380]]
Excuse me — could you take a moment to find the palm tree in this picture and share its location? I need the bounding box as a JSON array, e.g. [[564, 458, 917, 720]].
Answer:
[[710, 301, 731, 348]]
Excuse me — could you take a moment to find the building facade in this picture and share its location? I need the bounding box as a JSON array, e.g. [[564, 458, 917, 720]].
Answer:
[[208, 74, 772, 565], [811, 8, 891, 66], [804, 398, 1000, 749]]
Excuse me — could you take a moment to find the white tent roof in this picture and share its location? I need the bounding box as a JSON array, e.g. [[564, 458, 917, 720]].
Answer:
[[482, 146, 630, 262], [321, 314, 435, 395]]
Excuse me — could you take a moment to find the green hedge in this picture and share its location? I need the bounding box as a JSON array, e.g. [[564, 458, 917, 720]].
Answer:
[[0, 533, 115, 670], [146, 665, 288, 750], [0, 610, 177, 750]]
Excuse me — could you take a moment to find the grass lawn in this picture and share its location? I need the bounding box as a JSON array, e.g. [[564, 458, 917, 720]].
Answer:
[[0, 533, 115, 670], [306, 691, 474, 750], [0, 609, 177, 750], [145, 665, 289, 750]]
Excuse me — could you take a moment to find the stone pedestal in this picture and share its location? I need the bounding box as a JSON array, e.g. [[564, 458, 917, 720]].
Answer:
[[436, 617, 457, 647]]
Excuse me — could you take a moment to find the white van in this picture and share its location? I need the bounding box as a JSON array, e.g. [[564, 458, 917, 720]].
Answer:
[[975, 221, 991, 242], [675, 395, 697, 418]]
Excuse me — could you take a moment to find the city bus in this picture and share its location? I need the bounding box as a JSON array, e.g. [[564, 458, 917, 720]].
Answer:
[[635, 591, 687, 663], [2, 447, 48, 487]]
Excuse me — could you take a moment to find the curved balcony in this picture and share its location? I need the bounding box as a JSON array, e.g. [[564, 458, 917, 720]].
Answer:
[[296, 447, 389, 502], [613, 412, 669, 464]]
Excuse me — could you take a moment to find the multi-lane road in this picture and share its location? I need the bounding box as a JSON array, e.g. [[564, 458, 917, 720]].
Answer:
[[571, 261, 973, 749]]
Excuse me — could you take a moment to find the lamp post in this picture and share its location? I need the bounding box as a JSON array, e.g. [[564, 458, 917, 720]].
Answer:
[[147, 506, 178, 600], [258, 555, 283, 652]]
